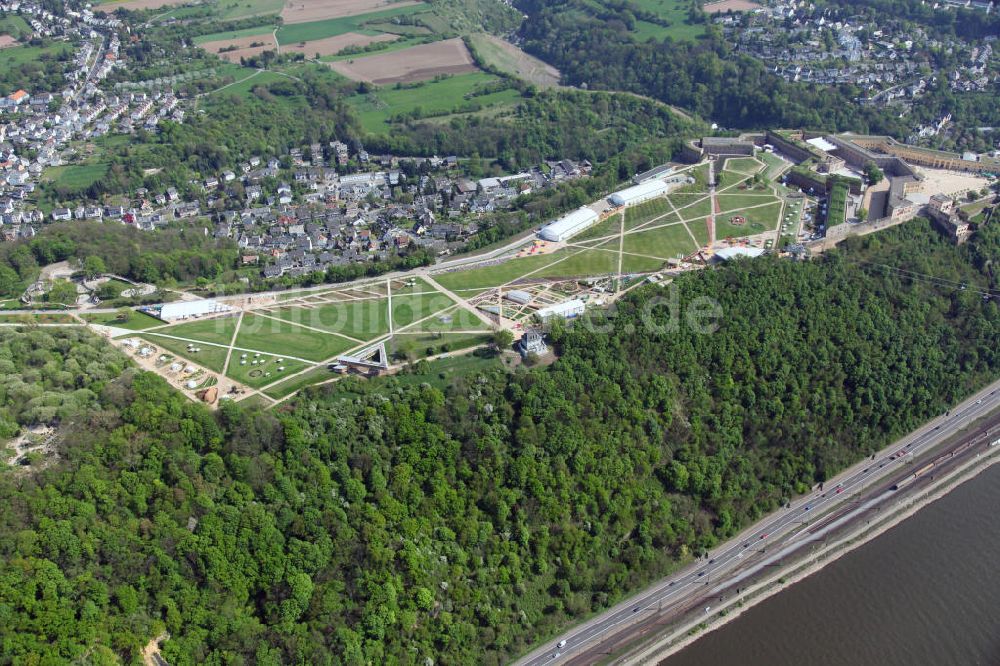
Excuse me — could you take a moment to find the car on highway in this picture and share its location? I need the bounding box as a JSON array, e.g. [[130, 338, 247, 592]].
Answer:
[[977, 399, 983, 404], [836, 486, 844, 494], [760, 533, 769, 540], [697, 572, 705, 577], [557, 640, 566, 649], [803, 505, 811, 511]]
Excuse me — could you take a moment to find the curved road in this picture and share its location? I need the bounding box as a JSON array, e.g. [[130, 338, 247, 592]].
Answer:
[[517, 378, 1000, 665]]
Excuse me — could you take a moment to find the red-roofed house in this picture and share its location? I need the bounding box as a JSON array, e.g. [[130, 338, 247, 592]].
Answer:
[[9, 90, 29, 105]]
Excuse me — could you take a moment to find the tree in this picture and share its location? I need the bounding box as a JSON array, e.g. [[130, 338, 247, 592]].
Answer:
[[857, 207, 868, 222], [82, 255, 106, 279], [45, 279, 78, 305], [864, 162, 884, 185], [115, 308, 132, 324], [492, 328, 514, 351]]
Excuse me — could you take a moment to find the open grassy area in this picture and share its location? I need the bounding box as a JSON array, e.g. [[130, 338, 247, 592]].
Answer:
[[44, 163, 109, 190], [345, 72, 520, 134], [267, 299, 390, 339], [465, 32, 560, 87], [0, 15, 31, 38], [670, 194, 713, 220], [158, 316, 239, 345], [723, 157, 762, 175], [226, 350, 311, 389], [82, 310, 163, 330], [236, 313, 358, 360], [688, 219, 710, 247], [572, 214, 621, 242], [193, 25, 274, 45], [716, 193, 780, 214], [390, 291, 457, 328], [623, 197, 674, 230], [141, 334, 230, 372], [827, 182, 849, 226], [433, 254, 558, 291], [760, 151, 788, 180], [276, 4, 425, 43], [392, 331, 491, 357], [0, 313, 77, 324], [262, 363, 339, 399], [622, 223, 697, 260], [619, 253, 667, 273], [624, 0, 707, 42], [412, 306, 490, 332], [212, 0, 284, 21], [716, 201, 783, 238], [205, 69, 294, 98]]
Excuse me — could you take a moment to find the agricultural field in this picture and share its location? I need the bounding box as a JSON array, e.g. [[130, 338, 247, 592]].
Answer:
[[466, 33, 561, 87], [197, 34, 275, 62], [210, 0, 285, 20], [0, 35, 16, 49], [282, 32, 397, 57], [275, 3, 423, 43], [345, 71, 520, 134], [328, 37, 476, 83], [702, 0, 761, 12], [281, 0, 421, 23]]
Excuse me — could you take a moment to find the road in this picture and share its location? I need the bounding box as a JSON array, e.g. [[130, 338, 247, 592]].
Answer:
[[516, 377, 1000, 666]]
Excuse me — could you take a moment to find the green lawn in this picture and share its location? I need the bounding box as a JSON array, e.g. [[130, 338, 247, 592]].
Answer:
[[433, 255, 557, 291], [158, 316, 239, 345], [212, 0, 283, 21], [346, 72, 520, 134], [0, 15, 31, 38], [262, 364, 339, 399], [622, 223, 697, 260], [760, 151, 788, 180], [413, 306, 490, 332], [533, 246, 620, 278], [827, 182, 849, 226], [82, 310, 163, 330], [619, 253, 667, 273], [226, 350, 311, 389], [688, 219, 710, 247], [0, 42, 70, 67], [670, 194, 713, 220], [625, 0, 707, 43], [392, 331, 491, 356], [206, 69, 293, 98], [141, 334, 229, 372], [45, 163, 109, 190], [716, 193, 780, 214], [571, 214, 621, 241], [276, 4, 425, 44], [236, 313, 358, 360], [723, 157, 763, 175], [716, 202, 783, 238], [623, 197, 675, 230], [266, 299, 390, 340], [390, 291, 457, 328]]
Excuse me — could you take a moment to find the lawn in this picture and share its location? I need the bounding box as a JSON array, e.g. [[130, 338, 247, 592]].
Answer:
[[276, 4, 425, 43], [390, 291, 457, 329], [45, 163, 109, 190], [622, 223, 697, 260], [532, 246, 620, 279], [236, 312, 359, 360], [393, 351, 502, 390], [623, 197, 674, 230], [141, 334, 229, 372], [346, 72, 520, 134], [262, 364, 339, 399], [670, 194, 713, 221], [716, 202, 783, 238], [716, 193, 780, 214], [0, 42, 71, 68], [433, 254, 558, 291], [82, 310, 163, 330], [760, 151, 788, 180], [572, 214, 621, 242], [206, 69, 292, 98], [723, 157, 762, 175], [619, 252, 668, 274], [225, 350, 311, 389], [413, 306, 490, 332], [213, 0, 284, 21], [158, 316, 239, 345], [624, 0, 707, 42], [0, 15, 31, 38], [267, 299, 390, 340], [827, 182, 849, 226], [392, 331, 491, 357], [687, 219, 710, 247]]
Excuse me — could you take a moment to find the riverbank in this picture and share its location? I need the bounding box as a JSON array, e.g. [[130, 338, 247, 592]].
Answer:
[[621, 437, 1000, 665]]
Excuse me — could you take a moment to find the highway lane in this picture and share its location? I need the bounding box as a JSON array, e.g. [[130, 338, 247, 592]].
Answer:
[[518, 378, 1000, 666]]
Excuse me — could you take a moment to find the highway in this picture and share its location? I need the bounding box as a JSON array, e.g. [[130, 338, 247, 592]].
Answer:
[[515, 377, 1000, 666]]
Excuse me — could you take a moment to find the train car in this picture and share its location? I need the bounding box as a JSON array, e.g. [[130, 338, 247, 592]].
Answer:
[[891, 462, 935, 491]]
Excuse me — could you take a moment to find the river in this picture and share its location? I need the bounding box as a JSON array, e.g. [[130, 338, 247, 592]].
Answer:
[[662, 463, 1000, 666]]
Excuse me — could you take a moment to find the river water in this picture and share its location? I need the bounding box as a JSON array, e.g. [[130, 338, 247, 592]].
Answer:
[[662, 463, 1000, 666]]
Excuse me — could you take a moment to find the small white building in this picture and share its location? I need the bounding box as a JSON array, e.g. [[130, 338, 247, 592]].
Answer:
[[609, 179, 669, 207], [539, 207, 599, 242], [505, 289, 532, 305]]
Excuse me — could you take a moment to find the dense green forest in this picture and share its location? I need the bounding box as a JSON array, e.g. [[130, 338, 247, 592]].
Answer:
[[1, 220, 998, 663]]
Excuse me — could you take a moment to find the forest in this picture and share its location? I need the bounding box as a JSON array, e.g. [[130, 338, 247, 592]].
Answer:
[[1, 220, 998, 663]]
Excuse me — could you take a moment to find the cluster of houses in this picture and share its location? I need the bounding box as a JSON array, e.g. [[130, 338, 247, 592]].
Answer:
[[44, 142, 592, 279], [0, 3, 189, 236], [720, 1, 997, 105]]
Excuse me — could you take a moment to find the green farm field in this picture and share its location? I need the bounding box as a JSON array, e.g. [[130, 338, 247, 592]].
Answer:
[[276, 4, 425, 43]]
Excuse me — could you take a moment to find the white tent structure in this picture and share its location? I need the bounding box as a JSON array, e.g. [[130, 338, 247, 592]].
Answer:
[[609, 179, 669, 207], [536, 299, 586, 320], [159, 299, 233, 320], [539, 207, 600, 242]]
